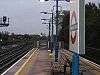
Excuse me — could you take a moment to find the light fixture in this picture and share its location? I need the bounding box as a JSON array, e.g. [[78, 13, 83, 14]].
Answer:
[[39, 0, 49, 2]]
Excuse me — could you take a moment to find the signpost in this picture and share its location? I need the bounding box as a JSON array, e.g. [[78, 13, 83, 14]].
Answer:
[[70, 0, 85, 54], [39, 0, 85, 74], [0, 16, 9, 27], [70, 0, 85, 75]]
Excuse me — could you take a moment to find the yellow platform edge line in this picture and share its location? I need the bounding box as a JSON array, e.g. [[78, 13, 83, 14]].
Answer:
[[14, 48, 39, 75]]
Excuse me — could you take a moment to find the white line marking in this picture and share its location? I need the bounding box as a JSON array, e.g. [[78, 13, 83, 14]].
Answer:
[[1, 48, 35, 75]]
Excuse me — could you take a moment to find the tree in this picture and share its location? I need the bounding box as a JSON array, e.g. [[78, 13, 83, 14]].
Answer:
[[58, 10, 70, 49], [58, 2, 100, 49], [85, 2, 100, 48]]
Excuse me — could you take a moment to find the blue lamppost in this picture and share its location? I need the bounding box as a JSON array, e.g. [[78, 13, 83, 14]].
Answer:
[[41, 19, 51, 49], [41, 12, 54, 52], [39, 0, 70, 62]]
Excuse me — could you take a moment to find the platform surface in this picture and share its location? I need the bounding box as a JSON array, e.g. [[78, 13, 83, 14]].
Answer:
[[27, 49, 51, 75]]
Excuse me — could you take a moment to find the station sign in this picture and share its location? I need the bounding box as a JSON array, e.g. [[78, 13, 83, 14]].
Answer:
[[69, 0, 85, 54]]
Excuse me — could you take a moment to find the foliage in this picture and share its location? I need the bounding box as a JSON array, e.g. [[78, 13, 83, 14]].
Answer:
[[0, 31, 40, 47], [85, 2, 100, 48], [58, 11, 69, 49], [58, 2, 100, 49]]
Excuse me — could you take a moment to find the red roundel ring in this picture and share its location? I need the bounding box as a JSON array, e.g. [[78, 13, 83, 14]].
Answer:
[[70, 11, 77, 44]]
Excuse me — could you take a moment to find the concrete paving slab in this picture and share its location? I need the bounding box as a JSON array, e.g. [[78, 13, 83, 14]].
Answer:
[[27, 50, 51, 75]]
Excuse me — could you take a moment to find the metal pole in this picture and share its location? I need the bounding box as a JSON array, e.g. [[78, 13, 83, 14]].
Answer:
[[72, 52, 79, 75], [49, 22, 51, 49], [56, 0, 58, 42], [64, 64, 67, 75], [55, 0, 59, 62], [51, 12, 53, 53]]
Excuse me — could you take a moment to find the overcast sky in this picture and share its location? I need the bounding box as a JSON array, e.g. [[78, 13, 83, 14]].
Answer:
[[0, 0, 99, 35]]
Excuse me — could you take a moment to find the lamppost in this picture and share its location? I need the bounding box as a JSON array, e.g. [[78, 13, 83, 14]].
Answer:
[[40, 0, 59, 62], [54, 0, 59, 62], [39, 0, 70, 62], [40, 0, 60, 62], [41, 20, 51, 49], [41, 0, 58, 62], [41, 12, 54, 52]]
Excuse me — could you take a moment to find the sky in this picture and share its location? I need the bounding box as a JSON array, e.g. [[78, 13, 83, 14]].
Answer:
[[0, 0, 99, 35]]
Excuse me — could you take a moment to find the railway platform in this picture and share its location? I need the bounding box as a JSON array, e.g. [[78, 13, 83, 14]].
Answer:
[[1, 47, 100, 75], [27, 49, 51, 75]]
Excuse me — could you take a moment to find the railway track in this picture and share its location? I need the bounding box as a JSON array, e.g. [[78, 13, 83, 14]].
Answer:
[[0, 44, 33, 74]]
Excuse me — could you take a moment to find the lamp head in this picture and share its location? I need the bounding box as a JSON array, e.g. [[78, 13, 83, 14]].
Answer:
[[39, 0, 49, 2]]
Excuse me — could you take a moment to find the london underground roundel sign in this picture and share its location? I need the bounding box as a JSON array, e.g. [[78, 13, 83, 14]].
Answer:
[[69, 0, 85, 54], [70, 11, 77, 45]]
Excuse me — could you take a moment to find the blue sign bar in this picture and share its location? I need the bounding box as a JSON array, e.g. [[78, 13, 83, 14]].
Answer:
[[72, 52, 79, 75]]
